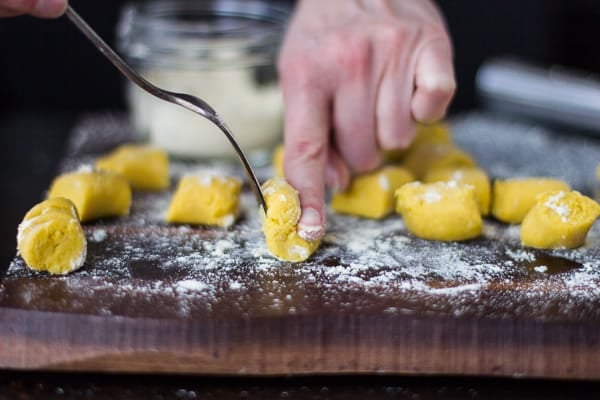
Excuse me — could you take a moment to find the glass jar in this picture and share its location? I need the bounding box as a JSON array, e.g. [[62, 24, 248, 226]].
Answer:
[[117, 0, 291, 161]]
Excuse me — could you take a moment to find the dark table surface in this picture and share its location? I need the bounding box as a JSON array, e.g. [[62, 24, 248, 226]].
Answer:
[[2, 372, 600, 400], [2, 112, 600, 399]]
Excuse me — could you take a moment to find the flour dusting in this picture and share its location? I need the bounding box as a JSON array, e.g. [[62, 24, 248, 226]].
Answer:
[[2, 112, 600, 322]]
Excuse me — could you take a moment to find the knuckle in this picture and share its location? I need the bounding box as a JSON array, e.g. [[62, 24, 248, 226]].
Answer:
[[287, 138, 327, 163], [278, 51, 321, 89], [378, 23, 416, 48], [329, 32, 372, 72]]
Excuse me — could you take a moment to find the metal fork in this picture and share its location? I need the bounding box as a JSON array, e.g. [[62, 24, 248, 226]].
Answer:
[[64, 6, 267, 212]]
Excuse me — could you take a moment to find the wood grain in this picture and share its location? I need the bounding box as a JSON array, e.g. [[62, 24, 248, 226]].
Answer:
[[2, 307, 599, 378]]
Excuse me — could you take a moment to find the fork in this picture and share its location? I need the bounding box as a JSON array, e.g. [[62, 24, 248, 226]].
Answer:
[[64, 6, 267, 212]]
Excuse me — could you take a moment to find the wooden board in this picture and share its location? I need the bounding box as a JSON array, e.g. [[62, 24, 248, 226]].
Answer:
[[1, 113, 599, 378]]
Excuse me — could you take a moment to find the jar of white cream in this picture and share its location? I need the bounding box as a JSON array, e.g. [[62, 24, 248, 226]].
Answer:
[[117, 0, 290, 160]]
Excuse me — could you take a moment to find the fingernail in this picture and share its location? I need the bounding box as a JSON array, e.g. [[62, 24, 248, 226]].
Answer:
[[297, 208, 325, 241]]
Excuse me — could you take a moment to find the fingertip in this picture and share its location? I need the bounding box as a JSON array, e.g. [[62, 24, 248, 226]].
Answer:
[[297, 207, 326, 241], [377, 119, 417, 151], [412, 38, 456, 123], [411, 84, 454, 123], [31, 0, 67, 18]]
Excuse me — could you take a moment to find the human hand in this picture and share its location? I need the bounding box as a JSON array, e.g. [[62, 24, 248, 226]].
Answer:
[[0, 0, 67, 17], [278, 0, 455, 241]]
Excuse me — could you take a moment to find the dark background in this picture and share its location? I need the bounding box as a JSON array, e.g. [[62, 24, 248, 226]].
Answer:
[[3, 1, 600, 114], [2, 0, 600, 264], [2, 2, 600, 397]]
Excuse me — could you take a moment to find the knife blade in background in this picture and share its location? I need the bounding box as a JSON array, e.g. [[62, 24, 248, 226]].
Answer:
[[476, 57, 600, 134]]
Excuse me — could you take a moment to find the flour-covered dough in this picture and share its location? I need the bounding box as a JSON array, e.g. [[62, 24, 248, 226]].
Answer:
[[491, 177, 570, 224], [48, 170, 132, 222], [17, 198, 87, 275], [331, 166, 414, 219], [384, 122, 452, 162], [166, 173, 242, 227], [261, 177, 321, 262], [395, 181, 482, 241], [402, 143, 476, 180], [424, 166, 491, 215], [521, 190, 600, 249], [95, 144, 170, 191]]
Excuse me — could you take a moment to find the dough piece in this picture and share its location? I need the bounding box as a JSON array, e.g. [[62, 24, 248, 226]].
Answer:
[[491, 177, 570, 224], [402, 143, 475, 180], [521, 190, 600, 249], [424, 166, 491, 215], [166, 173, 242, 227], [272, 144, 285, 178], [261, 177, 321, 262], [331, 166, 415, 219], [48, 170, 132, 222], [23, 196, 79, 221], [395, 181, 482, 241], [17, 198, 87, 275], [383, 122, 452, 162], [95, 144, 170, 191]]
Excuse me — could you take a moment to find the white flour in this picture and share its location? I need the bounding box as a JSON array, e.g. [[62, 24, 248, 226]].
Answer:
[[2, 112, 600, 321]]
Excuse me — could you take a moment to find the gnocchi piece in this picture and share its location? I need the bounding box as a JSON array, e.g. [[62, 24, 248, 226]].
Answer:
[[395, 181, 482, 241], [424, 166, 491, 215], [95, 144, 170, 191], [521, 190, 600, 249], [48, 170, 132, 222], [23, 196, 79, 221], [402, 142, 475, 180], [491, 177, 570, 224], [261, 177, 321, 262], [383, 122, 452, 162], [166, 173, 241, 227], [331, 166, 415, 219], [17, 198, 87, 275]]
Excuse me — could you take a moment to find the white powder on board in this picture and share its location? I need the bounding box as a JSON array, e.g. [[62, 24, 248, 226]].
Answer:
[[4, 112, 600, 320], [90, 229, 107, 243], [5, 182, 599, 320]]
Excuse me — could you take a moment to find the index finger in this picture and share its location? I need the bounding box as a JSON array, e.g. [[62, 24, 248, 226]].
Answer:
[[281, 77, 331, 242]]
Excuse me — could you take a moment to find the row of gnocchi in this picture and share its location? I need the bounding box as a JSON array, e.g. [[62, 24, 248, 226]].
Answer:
[[16, 123, 600, 274], [273, 123, 600, 255], [16, 144, 247, 275]]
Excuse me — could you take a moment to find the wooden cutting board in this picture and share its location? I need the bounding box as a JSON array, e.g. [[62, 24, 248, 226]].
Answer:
[[1, 113, 599, 378]]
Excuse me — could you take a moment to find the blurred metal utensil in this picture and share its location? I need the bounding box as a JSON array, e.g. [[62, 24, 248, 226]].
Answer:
[[64, 6, 267, 212], [476, 57, 600, 134]]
